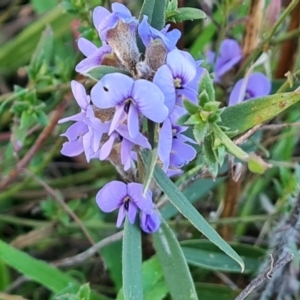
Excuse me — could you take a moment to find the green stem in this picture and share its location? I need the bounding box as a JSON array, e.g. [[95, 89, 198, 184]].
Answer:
[[211, 123, 249, 161]]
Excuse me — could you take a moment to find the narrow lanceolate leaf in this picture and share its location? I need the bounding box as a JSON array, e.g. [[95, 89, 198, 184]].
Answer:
[[221, 91, 300, 137], [148, 159, 245, 272], [138, 0, 155, 23], [0, 240, 76, 293], [86, 66, 131, 81], [171, 8, 206, 23], [142, 123, 159, 195], [153, 219, 198, 300], [152, 0, 167, 30], [122, 220, 143, 300]]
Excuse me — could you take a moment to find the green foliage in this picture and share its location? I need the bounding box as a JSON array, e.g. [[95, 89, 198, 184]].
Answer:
[[153, 219, 198, 300], [86, 66, 131, 80]]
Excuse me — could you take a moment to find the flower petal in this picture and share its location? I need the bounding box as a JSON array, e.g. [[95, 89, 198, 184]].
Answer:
[[96, 181, 127, 213], [158, 118, 172, 171], [153, 65, 176, 113], [58, 112, 83, 124], [61, 121, 88, 141], [60, 140, 83, 157], [77, 37, 97, 57], [127, 201, 138, 224], [128, 183, 153, 212], [140, 210, 161, 233], [127, 104, 140, 138], [116, 205, 126, 227], [91, 73, 134, 108], [93, 6, 110, 30], [99, 133, 117, 160], [121, 138, 132, 171], [132, 80, 168, 123], [109, 105, 125, 135], [71, 80, 89, 110], [247, 72, 271, 98]]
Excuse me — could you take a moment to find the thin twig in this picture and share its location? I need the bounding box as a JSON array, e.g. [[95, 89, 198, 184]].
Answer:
[[23, 169, 95, 246], [235, 252, 294, 300], [52, 230, 124, 267], [0, 102, 66, 191]]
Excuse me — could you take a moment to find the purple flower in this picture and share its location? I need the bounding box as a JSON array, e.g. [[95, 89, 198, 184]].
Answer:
[[93, 3, 138, 42], [138, 15, 181, 51], [208, 39, 242, 83], [96, 181, 153, 227], [75, 37, 112, 73], [91, 73, 169, 139], [140, 210, 161, 233], [59, 81, 109, 161], [229, 72, 271, 106], [99, 124, 151, 171], [158, 117, 196, 171]]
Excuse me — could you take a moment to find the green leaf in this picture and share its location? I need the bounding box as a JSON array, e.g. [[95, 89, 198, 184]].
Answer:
[[203, 135, 219, 179], [153, 219, 198, 300], [152, 0, 167, 30], [166, 0, 178, 12], [116, 256, 168, 300], [181, 240, 265, 274], [195, 283, 240, 299], [199, 70, 215, 103], [171, 7, 206, 22], [122, 220, 143, 300], [193, 122, 208, 144], [145, 156, 245, 272], [76, 283, 91, 300], [0, 239, 76, 292], [221, 91, 300, 137], [0, 259, 10, 290], [183, 99, 199, 114], [142, 122, 159, 195], [86, 66, 131, 81], [139, 0, 155, 23], [31, 0, 57, 13]]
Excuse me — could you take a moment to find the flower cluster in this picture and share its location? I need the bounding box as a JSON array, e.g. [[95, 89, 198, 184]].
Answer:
[[59, 3, 202, 233], [208, 39, 271, 105]]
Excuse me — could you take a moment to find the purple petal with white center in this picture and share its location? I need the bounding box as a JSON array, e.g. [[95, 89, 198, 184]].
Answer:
[[58, 112, 83, 124], [127, 201, 138, 224], [167, 49, 197, 86], [77, 37, 97, 57], [127, 182, 153, 212], [61, 121, 88, 141], [158, 118, 172, 171], [127, 104, 140, 138], [71, 80, 90, 110], [76, 45, 112, 73], [140, 210, 161, 233], [121, 138, 132, 171], [132, 80, 168, 123], [153, 65, 176, 113], [96, 180, 127, 212], [109, 104, 125, 135], [91, 73, 134, 108], [93, 6, 110, 30], [116, 205, 126, 227], [99, 133, 117, 160], [61, 140, 83, 157]]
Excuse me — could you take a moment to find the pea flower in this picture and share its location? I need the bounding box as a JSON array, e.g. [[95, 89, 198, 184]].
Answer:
[[59, 81, 108, 161], [91, 73, 169, 139], [208, 39, 242, 83], [96, 181, 153, 228], [140, 210, 161, 233], [75, 37, 112, 73], [138, 15, 181, 51], [229, 72, 271, 106]]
